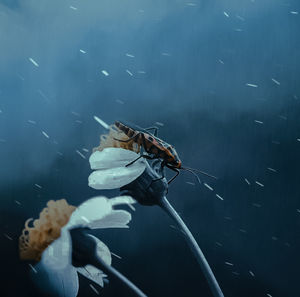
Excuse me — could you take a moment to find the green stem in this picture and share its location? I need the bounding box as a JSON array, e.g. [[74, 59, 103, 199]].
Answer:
[[158, 196, 224, 297]]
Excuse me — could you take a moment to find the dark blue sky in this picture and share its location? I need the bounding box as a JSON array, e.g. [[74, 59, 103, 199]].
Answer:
[[0, 1, 300, 296]]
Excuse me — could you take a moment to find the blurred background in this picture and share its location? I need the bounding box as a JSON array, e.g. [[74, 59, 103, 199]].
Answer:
[[0, 0, 299, 296]]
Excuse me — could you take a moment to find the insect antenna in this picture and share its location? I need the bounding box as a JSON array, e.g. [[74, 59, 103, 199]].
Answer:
[[181, 166, 218, 180], [180, 167, 202, 185]]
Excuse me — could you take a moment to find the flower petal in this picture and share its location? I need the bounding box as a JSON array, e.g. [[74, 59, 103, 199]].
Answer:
[[77, 236, 111, 287], [41, 227, 71, 269], [88, 148, 146, 189], [110, 195, 136, 206], [89, 148, 144, 170], [88, 210, 132, 229], [77, 265, 106, 287], [92, 235, 112, 265], [67, 196, 113, 228], [34, 249, 79, 297], [67, 196, 134, 229], [88, 165, 145, 189]]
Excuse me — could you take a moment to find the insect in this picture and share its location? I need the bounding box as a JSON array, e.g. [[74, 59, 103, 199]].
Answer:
[[114, 120, 217, 184]]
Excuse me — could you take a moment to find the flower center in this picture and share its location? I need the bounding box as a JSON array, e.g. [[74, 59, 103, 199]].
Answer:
[[93, 125, 140, 153], [19, 199, 76, 261]]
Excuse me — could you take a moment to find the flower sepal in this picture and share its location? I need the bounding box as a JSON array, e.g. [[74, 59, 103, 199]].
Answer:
[[70, 227, 97, 268], [121, 160, 168, 206]]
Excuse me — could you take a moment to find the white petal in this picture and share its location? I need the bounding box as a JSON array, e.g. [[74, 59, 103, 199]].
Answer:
[[38, 195, 133, 293], [89, 209, 132, 229], [41, 227, 71, 270], [32, 260, 79, 297], [88, 164, 145, 189], [77, 236, 111, 287], [67, 196, 113, 228], [89, 148, 144, 170], [110, 195, 136, 206], [67, 196, 134, 229], [77, 265, 105, 287], [89, 235, 112, 265], [89, 148, 146, 190]]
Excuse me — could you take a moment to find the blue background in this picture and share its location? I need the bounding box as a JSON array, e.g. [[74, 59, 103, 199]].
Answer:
[[0, 1, 299, 296]]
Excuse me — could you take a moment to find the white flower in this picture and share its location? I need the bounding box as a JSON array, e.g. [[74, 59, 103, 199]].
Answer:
[[33, 195, 135, 297], [88, 148, 146, 190]]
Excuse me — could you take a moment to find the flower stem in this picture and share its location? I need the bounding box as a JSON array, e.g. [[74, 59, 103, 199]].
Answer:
[[71, 228, 147, 297], [91, 253, 147, 297], [158, 196, 224, 297]]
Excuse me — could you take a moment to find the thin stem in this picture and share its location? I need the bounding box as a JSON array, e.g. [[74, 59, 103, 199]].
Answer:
[[71, 228, 147, 297], [158, 196, 224, 297], [91, 253, 147, 297]]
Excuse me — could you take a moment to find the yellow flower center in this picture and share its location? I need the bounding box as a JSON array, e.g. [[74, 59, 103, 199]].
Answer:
[[19, 199, 76, 262]]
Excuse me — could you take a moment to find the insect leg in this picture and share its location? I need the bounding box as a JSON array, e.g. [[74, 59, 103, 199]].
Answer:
[[144, 126, 159, 136], [113, 132, 141, 143], [166, 164, 180, 184], [152, 161, 166, 182], [125, 154, 157, 167]]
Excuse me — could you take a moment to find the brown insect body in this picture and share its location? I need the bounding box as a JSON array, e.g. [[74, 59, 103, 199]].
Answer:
[[115, 121, 181, 168], [115, 120, 217, 184]]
